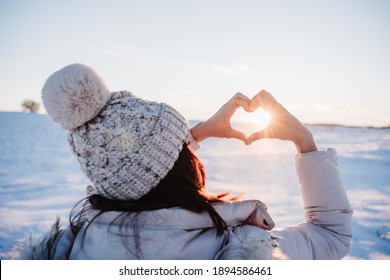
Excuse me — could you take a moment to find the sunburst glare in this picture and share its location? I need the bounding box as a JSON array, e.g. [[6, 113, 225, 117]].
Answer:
[[231, 107, 271, 136]]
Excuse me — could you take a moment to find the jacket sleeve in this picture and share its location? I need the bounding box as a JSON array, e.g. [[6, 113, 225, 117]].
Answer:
[[186, 130, 201, 151], [272, 148, 353, 259]]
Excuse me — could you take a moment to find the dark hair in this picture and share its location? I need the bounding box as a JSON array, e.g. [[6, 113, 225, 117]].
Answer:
[[70, 144, 238, 251], [137, 143, 237, 235]]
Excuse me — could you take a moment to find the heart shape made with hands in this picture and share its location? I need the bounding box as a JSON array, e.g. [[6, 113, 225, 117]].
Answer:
[[230, 105, 271, 138]]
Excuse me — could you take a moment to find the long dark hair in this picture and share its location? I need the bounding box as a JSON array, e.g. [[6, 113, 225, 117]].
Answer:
[[70, 143, 238, 246], [138, 143, 238, 235]]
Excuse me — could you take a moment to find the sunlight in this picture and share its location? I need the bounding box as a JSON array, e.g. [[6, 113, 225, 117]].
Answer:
[[231, 107, 271, 136]]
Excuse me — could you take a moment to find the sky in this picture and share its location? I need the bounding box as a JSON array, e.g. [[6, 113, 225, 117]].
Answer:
[[0, 0, 389, 127]]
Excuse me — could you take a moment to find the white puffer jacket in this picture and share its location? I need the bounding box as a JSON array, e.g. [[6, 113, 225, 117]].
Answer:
[[42, 148, 352, 260]]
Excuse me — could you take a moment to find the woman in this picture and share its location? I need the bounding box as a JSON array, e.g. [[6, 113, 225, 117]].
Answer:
[[20, 63, 352, 260]]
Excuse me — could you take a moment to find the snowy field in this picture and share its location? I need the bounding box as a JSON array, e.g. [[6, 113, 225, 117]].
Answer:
[[0, 112, 389, 260]]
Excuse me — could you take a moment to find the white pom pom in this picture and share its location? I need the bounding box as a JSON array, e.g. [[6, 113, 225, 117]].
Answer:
[[41, 64, 110, 129]]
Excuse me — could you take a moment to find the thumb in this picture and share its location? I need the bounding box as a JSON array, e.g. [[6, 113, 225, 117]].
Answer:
[[246, 130, 267, 145], [227, 128, 248, 143]]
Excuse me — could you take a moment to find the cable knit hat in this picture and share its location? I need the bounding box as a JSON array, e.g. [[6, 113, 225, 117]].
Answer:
[[42, 63, 189, 200]]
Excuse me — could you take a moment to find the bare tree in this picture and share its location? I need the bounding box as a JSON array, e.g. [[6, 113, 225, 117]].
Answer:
[[22, 100, 40, 113]]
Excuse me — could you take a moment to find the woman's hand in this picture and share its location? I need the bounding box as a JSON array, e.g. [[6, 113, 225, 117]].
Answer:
[[247, 90, 318, 153], [190, 92, 251, 143], [190, 90, 318, 153]]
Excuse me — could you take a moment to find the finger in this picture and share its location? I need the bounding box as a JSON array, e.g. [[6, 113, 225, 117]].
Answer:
[[249, 100, 258, 112], [233, 92, 251, 102], [223, 97, 250, 118], [250, 90, 266, 111], [231, 92, 251, 112], [232, 98, 251, 113], [251, 90, 278, 113], [246, 130, 267, 145], [227, 128, 248, 143]]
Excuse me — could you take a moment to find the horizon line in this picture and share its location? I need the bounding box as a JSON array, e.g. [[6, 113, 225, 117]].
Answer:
[[1, 111, 389, 130]]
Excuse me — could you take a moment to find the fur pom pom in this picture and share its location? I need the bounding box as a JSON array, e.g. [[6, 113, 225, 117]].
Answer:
[[41, 64, 110, 129]]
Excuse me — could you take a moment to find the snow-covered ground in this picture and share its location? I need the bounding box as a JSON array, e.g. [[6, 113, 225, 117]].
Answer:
[[0, 112, 389, 259]]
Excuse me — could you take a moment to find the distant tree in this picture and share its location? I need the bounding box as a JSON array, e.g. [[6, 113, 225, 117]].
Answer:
[[22, 99, 40, 113]]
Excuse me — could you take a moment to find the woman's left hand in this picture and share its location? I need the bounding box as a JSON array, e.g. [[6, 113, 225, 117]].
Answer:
[[190, 92, 251, 143], [247, 90, 318, 153]]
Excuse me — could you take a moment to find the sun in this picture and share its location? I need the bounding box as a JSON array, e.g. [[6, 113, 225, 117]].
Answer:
[[245, 109, 271, 129], [231, 108, 271, 135]]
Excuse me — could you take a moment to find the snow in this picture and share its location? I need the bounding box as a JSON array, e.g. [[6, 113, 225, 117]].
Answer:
[[0, 112, 389, 259]]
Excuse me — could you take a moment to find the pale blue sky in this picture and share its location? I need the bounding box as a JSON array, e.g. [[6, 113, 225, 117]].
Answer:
[[1, 0, 389, 126]]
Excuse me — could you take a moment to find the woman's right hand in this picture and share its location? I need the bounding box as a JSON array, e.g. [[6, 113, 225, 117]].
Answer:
[[247, 90, 318, 153]]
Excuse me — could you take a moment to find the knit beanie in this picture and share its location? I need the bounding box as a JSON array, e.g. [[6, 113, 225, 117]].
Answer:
[[42, 63, 189, 200]]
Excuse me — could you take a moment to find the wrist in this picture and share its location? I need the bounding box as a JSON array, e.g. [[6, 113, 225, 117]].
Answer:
[[294, 128, 318, 153], [190, 121, 209, 143]]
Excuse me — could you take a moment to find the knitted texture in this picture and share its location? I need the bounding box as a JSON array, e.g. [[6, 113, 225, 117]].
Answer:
[[68, 90, 189, 200]]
